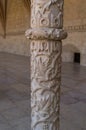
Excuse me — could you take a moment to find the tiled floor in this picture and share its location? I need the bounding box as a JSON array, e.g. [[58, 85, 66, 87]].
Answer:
[[0, 52, 86, 130]]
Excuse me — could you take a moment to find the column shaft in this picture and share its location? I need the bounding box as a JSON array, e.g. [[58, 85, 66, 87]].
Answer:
[[31, 40, 61, 130], [26, 0, 67, 130]]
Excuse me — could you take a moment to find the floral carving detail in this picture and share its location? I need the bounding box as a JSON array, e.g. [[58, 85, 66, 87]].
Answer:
[[31, 0, 64, 28], [25, 0, 67, 130], [31, 41, 61, 130]]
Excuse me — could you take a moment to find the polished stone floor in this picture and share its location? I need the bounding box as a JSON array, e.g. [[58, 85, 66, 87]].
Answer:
[[0, 52, 86, 130]]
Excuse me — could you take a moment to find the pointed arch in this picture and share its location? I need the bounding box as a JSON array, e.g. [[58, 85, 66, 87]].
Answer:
[[0, 0, 7, 37], [23, 0, 31, 11], [23, 0, 31, 27]]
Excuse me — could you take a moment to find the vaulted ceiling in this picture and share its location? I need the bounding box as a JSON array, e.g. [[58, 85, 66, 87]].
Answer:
[[0, 0, 7, 37], [0, 0, 86, 37], [0, 0, 30, 37]]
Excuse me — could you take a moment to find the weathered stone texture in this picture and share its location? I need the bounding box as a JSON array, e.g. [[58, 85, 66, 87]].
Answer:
[[26, 0, 67, 130]]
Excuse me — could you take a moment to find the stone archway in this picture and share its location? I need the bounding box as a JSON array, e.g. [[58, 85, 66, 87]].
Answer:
[[62, 44, 80, 63], [26, 0, 67, 130]]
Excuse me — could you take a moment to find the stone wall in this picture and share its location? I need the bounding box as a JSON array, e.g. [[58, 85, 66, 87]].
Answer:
[[6, 0, 30, 34], [0, 0, 30, 56], [0, 0, 30, 36], [0, 35, 30, 56], [62, 31, 86, 66], [64, 0, 86, 26], [62, 0, 86, 66], [0, 0, 86, 66]]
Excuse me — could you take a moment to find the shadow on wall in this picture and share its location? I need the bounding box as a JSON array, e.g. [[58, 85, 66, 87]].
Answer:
[[62, 44, 80, 63]]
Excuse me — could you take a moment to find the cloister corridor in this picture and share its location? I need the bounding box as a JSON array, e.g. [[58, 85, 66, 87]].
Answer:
[[0, 52, 86, 130]]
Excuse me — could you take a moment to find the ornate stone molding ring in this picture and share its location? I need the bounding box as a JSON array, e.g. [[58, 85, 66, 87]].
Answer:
[[25, 28, 67, 40]]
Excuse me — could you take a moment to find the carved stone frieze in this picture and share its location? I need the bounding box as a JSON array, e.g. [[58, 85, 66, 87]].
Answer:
[[64, 24, 86, 32]]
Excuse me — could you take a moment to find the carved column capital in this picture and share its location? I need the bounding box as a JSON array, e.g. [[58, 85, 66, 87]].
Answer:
[[26, 0, 67, 40]]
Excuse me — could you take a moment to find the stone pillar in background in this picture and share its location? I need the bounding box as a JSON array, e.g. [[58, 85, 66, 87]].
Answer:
[[26, 0, 67, 130]]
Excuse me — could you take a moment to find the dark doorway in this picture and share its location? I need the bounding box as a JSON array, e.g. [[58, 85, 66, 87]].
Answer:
[[74, 53, 80, 63]]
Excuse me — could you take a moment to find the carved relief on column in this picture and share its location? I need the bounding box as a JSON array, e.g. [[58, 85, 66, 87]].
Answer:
[[31, 40, 62, 130], [26, 0, 67, 41], [31, 0, 64, 28], [26, 0, 67, 130]]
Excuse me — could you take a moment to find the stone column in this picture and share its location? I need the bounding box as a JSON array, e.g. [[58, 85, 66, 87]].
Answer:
[[26, 0, 67, 130]]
